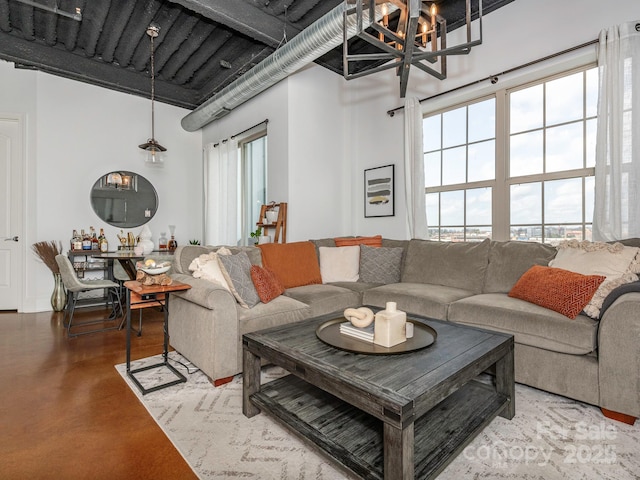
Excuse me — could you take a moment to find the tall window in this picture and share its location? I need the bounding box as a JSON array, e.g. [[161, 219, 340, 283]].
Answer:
[[237, 133, 267, 246], [423, 66, 597, 244], [424, 97, 496, 241]]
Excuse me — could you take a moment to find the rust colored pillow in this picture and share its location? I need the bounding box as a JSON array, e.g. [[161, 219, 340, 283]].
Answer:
[[334, 235, 383, 247], [508, 265, 606, 319], [258, 241, 322, 289], [250, 265, 285, 303]]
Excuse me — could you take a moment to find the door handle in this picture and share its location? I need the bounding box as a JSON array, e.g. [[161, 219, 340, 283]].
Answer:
[[4, 236, 19, 242]]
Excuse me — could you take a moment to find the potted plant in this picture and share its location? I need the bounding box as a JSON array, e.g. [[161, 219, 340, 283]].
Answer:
[[250, 227, 262, 245], [250, 227, 271, 245]]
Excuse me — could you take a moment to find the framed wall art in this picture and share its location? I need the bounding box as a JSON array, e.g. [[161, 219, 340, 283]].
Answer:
[[364, 164, 394, 218]]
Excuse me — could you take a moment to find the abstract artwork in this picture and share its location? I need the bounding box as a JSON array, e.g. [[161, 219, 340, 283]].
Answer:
[[364, 164, 394, 217]]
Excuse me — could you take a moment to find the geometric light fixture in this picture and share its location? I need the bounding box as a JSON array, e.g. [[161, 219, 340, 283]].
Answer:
[[343, 0, 483, 97], [139, 24, 167, 165]]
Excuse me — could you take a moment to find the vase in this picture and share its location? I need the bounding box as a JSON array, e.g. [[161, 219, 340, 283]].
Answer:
[[51, 272, 67, 312]]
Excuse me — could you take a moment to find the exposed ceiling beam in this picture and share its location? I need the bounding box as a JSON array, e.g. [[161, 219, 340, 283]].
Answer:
[[168, 0, 302, 47], [0, 31, 198, 109]]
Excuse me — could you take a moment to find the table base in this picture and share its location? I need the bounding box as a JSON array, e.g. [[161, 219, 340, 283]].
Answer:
[[251, 374, 509, 480]]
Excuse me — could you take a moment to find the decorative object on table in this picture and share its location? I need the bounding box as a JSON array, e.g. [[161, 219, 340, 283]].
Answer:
[[136, 259, 171, 275], [135, 259, 172, 286], [138, 225, 154, 254], [364, 164, 394, 218], [344, 307, 374, 328], [374, 301, 407, 347], [340, 320, 375, 342], [317, 317, 436, 355], [31, 240, 66, 312], [168, 225, 178, 251], [158, 232, 168, 250]]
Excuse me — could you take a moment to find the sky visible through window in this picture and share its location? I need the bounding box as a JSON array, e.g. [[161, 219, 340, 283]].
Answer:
[[424, 67, 597, 243]]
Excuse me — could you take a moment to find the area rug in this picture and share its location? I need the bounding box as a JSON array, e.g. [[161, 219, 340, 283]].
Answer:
[[116, 353, 640, 479]]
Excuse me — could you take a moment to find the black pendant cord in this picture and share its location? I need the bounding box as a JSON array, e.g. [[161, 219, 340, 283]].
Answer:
[[150, 33, 156, 142]]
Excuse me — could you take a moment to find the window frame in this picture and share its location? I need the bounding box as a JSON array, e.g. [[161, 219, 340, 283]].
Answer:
[[237, 129, 267, 246], [423, 63, 596, 243]]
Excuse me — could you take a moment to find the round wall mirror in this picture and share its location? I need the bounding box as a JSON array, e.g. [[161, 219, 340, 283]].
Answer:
[[90, 171, 158, 228]]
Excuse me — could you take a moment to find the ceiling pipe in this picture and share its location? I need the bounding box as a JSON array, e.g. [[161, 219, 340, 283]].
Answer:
[[181, 2, 394, 132]]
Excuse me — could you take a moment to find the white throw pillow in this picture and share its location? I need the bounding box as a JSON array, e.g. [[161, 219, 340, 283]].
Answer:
[[188, 247, 233, 291], [549, 240, 640, 318], [319, 246, 360, 283]]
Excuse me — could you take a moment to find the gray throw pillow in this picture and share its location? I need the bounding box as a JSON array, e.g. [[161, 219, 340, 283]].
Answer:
[[359, 244, 403, 284], [218, 252, 261, 308]]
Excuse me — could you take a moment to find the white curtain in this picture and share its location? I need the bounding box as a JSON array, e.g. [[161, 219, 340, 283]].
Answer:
[[593, 21, 640, 241], [404, 97, 428, 239], [203, 139, 239, 246]]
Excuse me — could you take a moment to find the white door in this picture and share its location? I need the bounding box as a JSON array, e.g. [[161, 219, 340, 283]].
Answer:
[[0, 116, 23, 310]]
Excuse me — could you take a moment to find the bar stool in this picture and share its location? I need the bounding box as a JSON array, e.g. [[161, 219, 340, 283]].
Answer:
[[55, 254, 124, 337]]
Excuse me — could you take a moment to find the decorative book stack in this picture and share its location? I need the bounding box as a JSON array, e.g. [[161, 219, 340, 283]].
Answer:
[[339, 322, 374, 343]]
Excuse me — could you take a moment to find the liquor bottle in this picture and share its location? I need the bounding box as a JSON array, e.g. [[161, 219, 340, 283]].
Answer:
[[90, 226, 99, 250], [81, 229, 91, 250], [71, 230, 79, 250], [167, 225, 177, 251], [99, 228, 109, 252], [158, 232, 168, 251]]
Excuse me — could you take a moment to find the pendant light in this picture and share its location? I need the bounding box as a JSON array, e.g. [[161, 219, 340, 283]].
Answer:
[[139, 24, 166, 165]]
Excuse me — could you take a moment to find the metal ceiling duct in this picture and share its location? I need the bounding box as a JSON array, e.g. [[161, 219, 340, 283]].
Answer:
[[181, 2, 393, 132]]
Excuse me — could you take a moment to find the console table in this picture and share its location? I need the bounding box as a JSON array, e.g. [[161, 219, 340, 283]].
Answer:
[[124, 280, 191, 395]]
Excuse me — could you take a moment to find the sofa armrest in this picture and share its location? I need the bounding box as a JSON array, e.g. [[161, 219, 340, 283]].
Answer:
[[168, 273, 241, 383], [597, 292, 640, 417], [170, 273, 237, 310]]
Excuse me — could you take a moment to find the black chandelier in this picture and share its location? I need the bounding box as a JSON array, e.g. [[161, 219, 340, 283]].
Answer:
[[343, 0, 483, 97]]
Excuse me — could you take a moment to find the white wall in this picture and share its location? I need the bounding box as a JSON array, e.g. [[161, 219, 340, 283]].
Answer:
[[348, 0, 640, 237], [0, 61, 202, 311], [6, 0, 638, 310], [198, 0, 639, 244]]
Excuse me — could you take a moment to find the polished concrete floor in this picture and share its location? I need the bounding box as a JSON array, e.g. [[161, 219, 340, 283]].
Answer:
[[0, 307, 198, 479]]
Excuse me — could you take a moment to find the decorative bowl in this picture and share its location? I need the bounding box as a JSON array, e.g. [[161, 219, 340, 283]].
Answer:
[[138, 262, 171, 275]]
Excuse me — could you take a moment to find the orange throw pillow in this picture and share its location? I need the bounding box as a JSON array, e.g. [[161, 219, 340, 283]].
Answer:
[[334, 235, 383, 247], [250, 266, 285, 303], [258, 241, 322, 289], [508, 265, 606, 319]]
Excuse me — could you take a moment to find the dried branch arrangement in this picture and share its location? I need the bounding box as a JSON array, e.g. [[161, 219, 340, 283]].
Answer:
[[31, 240, 63, 274]]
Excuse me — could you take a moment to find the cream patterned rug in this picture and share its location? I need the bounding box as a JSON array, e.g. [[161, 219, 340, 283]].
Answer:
[[115, 353, 639, 479]]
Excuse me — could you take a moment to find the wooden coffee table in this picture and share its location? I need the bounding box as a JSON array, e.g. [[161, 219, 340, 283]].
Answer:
[[242, 310, 514, 480]]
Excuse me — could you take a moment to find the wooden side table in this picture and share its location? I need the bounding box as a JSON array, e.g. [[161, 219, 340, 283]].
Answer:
[[124, 280, 191, 395]]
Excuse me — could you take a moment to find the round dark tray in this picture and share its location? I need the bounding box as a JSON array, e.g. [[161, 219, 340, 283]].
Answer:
[[316, 317, 436, 355]]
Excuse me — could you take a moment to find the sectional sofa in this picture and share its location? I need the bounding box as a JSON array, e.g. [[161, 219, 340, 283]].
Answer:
[[167, 237, 640, 423]]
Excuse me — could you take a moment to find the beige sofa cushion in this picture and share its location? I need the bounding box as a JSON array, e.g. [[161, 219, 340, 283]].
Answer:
[[483, 240, 557, 293], [363, 282, 475, 321], [284, 284, 361, 318], [448, 293, 599, 355], [401, 238, 490, 294]]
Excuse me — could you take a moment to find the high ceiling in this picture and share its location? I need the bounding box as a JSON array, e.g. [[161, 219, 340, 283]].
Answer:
[[0, 0, 514, 110]]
